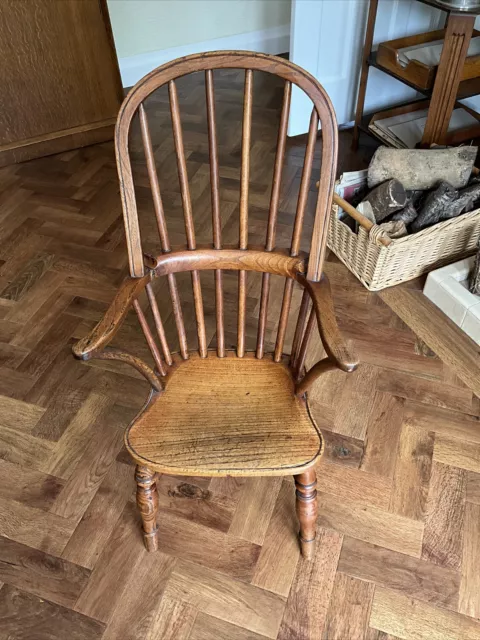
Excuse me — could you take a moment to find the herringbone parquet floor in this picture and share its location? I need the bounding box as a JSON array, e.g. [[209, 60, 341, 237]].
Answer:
[[0, 68, 479, 640]]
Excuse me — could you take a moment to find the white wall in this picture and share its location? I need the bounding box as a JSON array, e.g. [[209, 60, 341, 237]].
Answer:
[[108, 0, 291, 86], [289, 0, 445, 133]]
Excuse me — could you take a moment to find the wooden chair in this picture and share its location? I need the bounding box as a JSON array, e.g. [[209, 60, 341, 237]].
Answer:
[[73, 51, 358, 560]]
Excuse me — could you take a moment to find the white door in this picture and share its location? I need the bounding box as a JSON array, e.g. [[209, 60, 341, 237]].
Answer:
[[288, 0, 444, 136]]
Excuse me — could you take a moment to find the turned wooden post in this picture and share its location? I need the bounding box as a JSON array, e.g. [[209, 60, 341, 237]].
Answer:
[[294, 466, 318, 560], [352, 0, 379, 151], [135, 465, 159, 552], [421, 12, 475, 147]]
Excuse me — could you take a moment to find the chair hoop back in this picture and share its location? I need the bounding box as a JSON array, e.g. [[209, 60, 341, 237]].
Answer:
[[115, 51, 338, 282]]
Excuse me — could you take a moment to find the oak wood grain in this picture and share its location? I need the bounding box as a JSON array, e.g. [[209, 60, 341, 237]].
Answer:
[[338, 536, 460, 611], [0, 584, 105, 640], [126, 354, 322, 477], [370, 587, 480, 640], [422, 462, 466, 571], [459, 501, 480, 619], [165, 560, 286, 639], [278, 528, 343, 640], [322, 573, 375, 640]]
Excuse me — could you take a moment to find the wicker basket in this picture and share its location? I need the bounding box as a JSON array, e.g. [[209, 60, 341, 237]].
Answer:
[[327, 176, 480, 291]]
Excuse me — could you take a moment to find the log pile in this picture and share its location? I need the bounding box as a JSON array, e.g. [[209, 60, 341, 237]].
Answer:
[[353, 147, 480, 240]]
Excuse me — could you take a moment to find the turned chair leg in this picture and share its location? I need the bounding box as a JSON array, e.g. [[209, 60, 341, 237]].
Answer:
[[135, 465, 159, 552], [294, 466, 318, 560]]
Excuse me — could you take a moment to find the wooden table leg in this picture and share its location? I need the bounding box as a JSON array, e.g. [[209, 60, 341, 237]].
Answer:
[[352, 0, 379, 151], [421, 12, 475, 147]]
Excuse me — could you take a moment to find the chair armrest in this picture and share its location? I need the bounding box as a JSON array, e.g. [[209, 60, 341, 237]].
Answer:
[[295, 273, 358, 395], [72, 273, 151, 360]]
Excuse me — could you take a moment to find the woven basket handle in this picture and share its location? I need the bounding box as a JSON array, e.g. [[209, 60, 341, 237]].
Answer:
[[316, 181, 391, 247], [332, 193, 391, 247]]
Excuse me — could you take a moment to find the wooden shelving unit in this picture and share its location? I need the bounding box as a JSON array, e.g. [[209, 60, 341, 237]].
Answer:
[[353, 0, 480, 149]]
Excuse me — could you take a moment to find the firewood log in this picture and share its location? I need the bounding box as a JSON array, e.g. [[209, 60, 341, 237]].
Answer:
[[469, 239, 480, 295], [391, 200, 418, 225], [446, 182, 480, 218], [410, 182, 457, 233], [368, 147, 477, 190], [411, 181, 480, 232], [360, 179, 407, 222]]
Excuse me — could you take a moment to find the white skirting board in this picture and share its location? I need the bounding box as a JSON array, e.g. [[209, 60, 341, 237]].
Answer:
[[423, 257, 480, 345], [118, 25, 290, 88]]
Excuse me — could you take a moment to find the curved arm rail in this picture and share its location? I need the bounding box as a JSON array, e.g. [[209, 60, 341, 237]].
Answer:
[[151, 247, 306, 278], [73, 273, 151, 359], [295, 273, 358, 395], [72, 272, 162, 389]]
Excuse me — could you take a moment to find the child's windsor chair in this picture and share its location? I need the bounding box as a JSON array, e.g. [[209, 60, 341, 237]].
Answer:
[[73, 51, 357, 560]]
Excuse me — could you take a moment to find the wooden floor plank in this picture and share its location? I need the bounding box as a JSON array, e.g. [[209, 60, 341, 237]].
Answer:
[[434, 436, 480, 474], [403, 401, 480, 444], [74, 503, 146, 623], [422, 462, 466, 571], [338, 536, 460, 611], [376, 369, 475, 415], [61, 461, 134, 569], [156, 509, 261, 582], [467, 471, 480, 505], [49, 411, 124, 521], [42, 392, 112, 479], [101, 551, 177, 640], [389, 423, 434, 520], [189, 612, 270, 640], [380, 287, 480, 399], [0, 459, 64, 510], [0, 584, 105, 640], [361, 393, 405, 479], [317, 492, 424, 557], [321, 429, 364, 469], [155, 474, 236, 534], [322, 573, 375, 640], [252, 479, 300, 597], [165, 560, 286, 639], [459, 502, 480, 619], [0, 536, 90, 609], [0, 496, 75, 556], [317, 459, 392, 510], [370, 587, 480, 640], [332, 364, 378, 440], [277, 528, 343, 640], [0, 395, 45, 432], [229, 477, 282, 545]]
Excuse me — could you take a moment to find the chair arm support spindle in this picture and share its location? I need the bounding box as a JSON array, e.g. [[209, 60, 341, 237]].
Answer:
[[85, 347, 163, 391], [295, 273, 358, 395]]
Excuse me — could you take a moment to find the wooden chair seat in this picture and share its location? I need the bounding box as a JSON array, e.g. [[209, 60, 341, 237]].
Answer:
[[126, 354, 322, 477]]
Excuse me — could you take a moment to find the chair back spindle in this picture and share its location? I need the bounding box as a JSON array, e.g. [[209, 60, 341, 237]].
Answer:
[[256, 80, 292, 359], [115, 51, 338, 366], [237, 69, 253, 358], [169, 80, 208, 358], [205, 69, 225, 357]]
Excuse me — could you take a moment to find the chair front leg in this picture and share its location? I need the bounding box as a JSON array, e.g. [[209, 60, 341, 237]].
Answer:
[[294, 466, 318, 560], [135, 465, 159, 552]]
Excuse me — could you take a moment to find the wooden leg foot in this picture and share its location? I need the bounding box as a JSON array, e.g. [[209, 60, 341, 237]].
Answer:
[[135, 465, 159, 552], [294, 467, 318, 560]]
